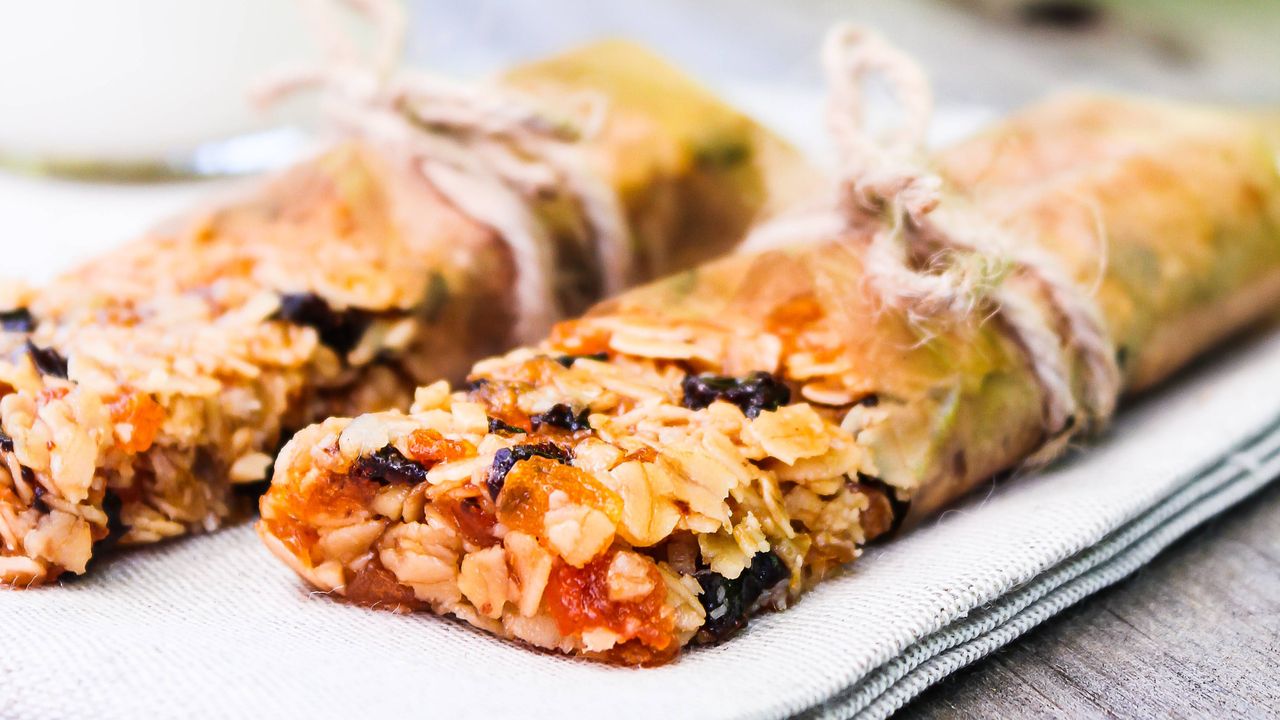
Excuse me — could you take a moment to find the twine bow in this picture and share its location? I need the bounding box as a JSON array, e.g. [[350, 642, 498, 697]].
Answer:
[[255, 0, 629, 342], [752, 23, 1120, 458]]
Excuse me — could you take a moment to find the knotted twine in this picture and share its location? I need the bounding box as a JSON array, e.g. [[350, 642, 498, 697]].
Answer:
[[255, 0, 631, 343], [745, 24, 1120, 461]]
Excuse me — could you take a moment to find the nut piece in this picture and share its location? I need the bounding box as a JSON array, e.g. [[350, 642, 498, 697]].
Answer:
[[378, 520, 462, 605], [605, 551, 656, 602], [606, 459, 680, 547], [744, 404, 831, 464], [458, 546, 512, 620], [23, 510, 93, 574], [505, 531, 553, 617], [40, 399, 100, 504], [230, 452, 274, 483], [411, 380, 451, 413], [543, 490, 615, 567], [316, 520, 386, 566]]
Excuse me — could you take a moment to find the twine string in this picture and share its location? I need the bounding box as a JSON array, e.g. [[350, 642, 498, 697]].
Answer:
[[753, 23, 1121, 456], [255, 0, 630, 342]]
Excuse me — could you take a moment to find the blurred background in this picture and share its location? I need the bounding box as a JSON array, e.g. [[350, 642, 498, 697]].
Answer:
[[0, 0, 1277, 175], [413, 0, 1280, 105]]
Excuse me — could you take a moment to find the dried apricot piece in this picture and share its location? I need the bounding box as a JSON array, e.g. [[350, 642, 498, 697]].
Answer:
[[405, 429, 475, 465], [495, 456, 621, 537], [549, 319, 613, 356], [107, 389, 166, 454], [545, 549, 675, 651], [465, 379, 531, 430]]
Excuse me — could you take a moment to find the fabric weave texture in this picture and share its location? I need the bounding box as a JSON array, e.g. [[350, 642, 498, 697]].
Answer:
[[4, 326, 1278, 719]]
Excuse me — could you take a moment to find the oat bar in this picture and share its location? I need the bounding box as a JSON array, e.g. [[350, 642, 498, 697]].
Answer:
[[0, 41, 813, 585], [259, 93, 1280, 664]]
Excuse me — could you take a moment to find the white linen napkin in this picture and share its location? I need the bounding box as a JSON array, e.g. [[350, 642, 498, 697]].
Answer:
[[2, 115, 1278, 720], [3, 317, 1277, 720]]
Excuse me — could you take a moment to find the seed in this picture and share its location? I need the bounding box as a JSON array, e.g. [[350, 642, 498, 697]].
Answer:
[[681, 371, 791, 418], [351, 445, 430, 486], [486, 442, 572, 499]]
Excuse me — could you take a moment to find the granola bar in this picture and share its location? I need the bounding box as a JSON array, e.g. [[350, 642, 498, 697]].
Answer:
[[259, 93, 1280, 664], [0, 41, 813, 585]]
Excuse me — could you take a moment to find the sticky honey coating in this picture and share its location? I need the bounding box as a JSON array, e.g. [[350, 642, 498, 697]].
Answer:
[[259, 94, 1280, 663], [0, 41, 813, 586]]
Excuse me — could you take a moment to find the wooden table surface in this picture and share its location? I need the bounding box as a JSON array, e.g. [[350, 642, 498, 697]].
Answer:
[[900, 477, 1280, 718]]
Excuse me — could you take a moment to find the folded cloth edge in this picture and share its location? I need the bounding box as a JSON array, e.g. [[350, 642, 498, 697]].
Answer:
[[795, 412, 1280, 719]]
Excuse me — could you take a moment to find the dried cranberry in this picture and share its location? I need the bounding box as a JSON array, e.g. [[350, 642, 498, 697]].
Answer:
[[25, 341, 68, 378], [693, 550, 790, 644], [0, 308, 35, 333], [274, 292, 373, 355], [554, 352, 607, 368], [351, 445, 430, 486], [487, 417, 526, 435], [681, 371, 790, 418], [530, 403, 591, 432], [486, 442, 571, 499]]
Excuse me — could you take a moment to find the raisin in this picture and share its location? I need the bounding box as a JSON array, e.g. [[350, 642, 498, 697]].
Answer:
[[487, 417, 527, 435], [0, 431, 12, 453], [1116, 346, 1130, 371], [274, 292, 373, 355], [857, 473, 910, 536], [486, 442, 571, 499], [99, 490, 127, 550], [344, 557, 421, 610], [1019, 0, 1100, 30], [30, 480, 50, 514], [554, 352, 608, 368], [0, 307, 35, 333], [530, 403, 591, 432], [25, 341, 68, 378], [693, 550, 790, 644], [351, 445, 430, 486], [681, 371, 791, 418]]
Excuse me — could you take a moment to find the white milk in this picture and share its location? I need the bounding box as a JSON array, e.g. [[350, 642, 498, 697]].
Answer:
[[0, 0, 330, 165]]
